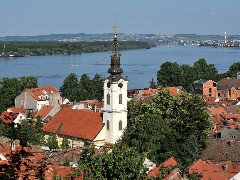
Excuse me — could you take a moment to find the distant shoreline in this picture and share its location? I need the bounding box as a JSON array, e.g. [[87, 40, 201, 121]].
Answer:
[[0, 41, 156, 57]]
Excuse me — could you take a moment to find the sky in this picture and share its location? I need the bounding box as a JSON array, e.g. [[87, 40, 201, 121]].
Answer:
[[1, 0, 240, 37]]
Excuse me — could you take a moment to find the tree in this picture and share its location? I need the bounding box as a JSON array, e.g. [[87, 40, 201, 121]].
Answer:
[[61, 137, 70, 150], [226, 62, 240, 78], [77, 74, 96, 101], [0, 77, 22, 113], [157, 62, 184, 87], [92, 73, 104, 101], [149, 77, 157, 89], [19, 76, 38, 90], [46, 134, 59, 150], [193, 58, 218, 81], [0, 76, 38, 113], [78, 145, 147, 179], [60, 73, 78, 101], [120, 88, 212, 169]]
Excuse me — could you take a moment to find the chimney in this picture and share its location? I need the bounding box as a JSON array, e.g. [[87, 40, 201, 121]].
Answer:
[[222, 164, 228, 172]]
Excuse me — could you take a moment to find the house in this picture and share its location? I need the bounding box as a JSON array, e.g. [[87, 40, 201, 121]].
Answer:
[[217, 78, 240, 101], [194, 79, 218, 98], [15, 86, 62, 112], [42, 108, 104, 148]]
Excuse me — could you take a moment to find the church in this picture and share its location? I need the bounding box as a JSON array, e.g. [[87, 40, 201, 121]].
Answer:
[[42, 25, 128, 146]]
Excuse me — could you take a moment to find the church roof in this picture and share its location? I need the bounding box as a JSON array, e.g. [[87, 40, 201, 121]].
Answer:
[[42, 108, 103, 141]]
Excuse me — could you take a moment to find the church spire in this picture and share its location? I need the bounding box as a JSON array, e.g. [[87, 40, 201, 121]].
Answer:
[[108, 23, 123, 77]]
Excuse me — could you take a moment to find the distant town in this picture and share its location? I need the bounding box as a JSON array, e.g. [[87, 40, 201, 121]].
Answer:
[[1, 32, 240, 47]]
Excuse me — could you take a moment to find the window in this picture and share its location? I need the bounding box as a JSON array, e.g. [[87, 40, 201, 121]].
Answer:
[[107, 93, 110, 105], [119, 94, 122, 104], [119, 120, 122, 131], [107, 120, 110, 130]]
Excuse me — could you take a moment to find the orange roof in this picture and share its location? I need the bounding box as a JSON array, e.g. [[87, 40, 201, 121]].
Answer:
[[211, 115, 223, 124], [208, 107, 227, 115], [27, 86, 59, 101], [7, 107, 25, 114], [148, 157, 178, 178], [35, 105, 54, 119], [87, 101, 104, 109], [42, 108, 103, 141], [164, 87, 183, 96], [0, 111, 18, 124], [45, 165, 83, 180], [189, 159, 232, 180], [142, 89, 158, 96]]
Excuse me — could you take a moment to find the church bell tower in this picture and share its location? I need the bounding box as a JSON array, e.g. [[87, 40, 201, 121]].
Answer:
[[103, 24, 128, 144]]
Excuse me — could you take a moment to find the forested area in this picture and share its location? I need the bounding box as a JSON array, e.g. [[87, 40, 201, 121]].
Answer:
[[0, 41, 156, 56], [156, 59, 240, 92]]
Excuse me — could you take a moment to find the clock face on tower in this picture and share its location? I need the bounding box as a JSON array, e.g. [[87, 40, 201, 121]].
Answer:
[[118, 83, 123, 88]]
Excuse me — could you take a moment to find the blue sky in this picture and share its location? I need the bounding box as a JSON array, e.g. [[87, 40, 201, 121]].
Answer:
[[1, 0, 240, 36]]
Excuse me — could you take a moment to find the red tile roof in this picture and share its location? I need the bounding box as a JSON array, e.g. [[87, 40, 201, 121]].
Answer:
[[7, 107, 26, 114], [147, 157, 178, 178], [164, 87, 183, 96], [27, 86, 59, 101], [189, 159, 233, 180], [35, 105, 54, 120], [142, 89, 158, 96], [42, 108, 103, 141], [0, 111, 18, 124], [44, 165, 83, 180], [208, 107, 227, 115]]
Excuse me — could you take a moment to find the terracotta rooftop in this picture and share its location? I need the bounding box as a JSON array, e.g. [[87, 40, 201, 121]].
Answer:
[[189, 159, 235, 179], [208, 107, 227, 115], [35, 105, 54, 120], [147, 157, 178, 178], [7, 107, 26, 114], [163, 87, 183, 96], [42, 108, 103, 141], [0, 111, 18, 124], [27, 86, 59, 101]]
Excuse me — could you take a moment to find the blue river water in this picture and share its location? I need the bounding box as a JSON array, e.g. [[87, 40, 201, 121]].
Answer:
[[0, 45, 240, 89]]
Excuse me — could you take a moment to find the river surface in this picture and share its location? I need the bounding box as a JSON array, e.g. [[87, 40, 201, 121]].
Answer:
[[0, 45, 240, 89]]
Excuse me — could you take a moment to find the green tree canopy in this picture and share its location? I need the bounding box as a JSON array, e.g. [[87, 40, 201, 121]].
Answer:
[[60, 72, 78, 101], [78, 145, 147, 179], [77, 74, 96, 101], [120, 88, 212, 169], [92, 73, 104, 101], [157, 62, 184, 87]]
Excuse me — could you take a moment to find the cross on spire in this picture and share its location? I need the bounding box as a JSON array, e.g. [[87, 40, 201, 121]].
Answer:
[[113, 22, 118, 34]]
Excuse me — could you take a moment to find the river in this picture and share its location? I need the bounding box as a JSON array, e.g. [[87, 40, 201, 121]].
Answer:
[[0, 45, 239, 89]]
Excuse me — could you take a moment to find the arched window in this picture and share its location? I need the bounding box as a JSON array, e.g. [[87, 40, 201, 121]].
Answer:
[[107, 120, 110, 131], [119, 120, 122, 131], [107, 93, 110, 105], [119, 94, 122, 104]]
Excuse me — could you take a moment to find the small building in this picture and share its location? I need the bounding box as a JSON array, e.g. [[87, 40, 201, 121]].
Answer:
[[15, 86, 62, 112], [194, 79, 217, 98]]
